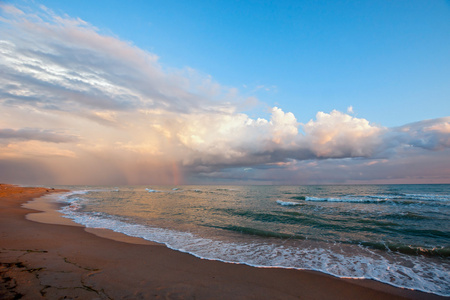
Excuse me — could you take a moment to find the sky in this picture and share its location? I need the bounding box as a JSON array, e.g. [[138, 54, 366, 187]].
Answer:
[[0, 0, 449, 185]]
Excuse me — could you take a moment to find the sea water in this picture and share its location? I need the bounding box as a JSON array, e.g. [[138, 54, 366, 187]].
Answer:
[[54, 184, 449, 296]]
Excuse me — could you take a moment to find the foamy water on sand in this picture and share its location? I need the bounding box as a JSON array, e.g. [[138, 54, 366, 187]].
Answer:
[[54, 184, 450, 296]]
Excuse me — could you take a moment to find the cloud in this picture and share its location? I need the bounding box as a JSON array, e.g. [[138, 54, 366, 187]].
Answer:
[[347, 106, 354, 114], [173, 107, 301, 166], [392, 118, 450, 151], [302, 110, 383, 158], [0, 128, 78, 143], [0, 4, 448, 185], [0, 4, 236, 116], [0, 140, 77, 159], [0, 3, 24, 16]]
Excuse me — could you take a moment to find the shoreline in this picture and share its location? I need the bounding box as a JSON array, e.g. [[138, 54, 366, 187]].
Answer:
[[23, 189, 162, 246], [0, 183, 446, 299]]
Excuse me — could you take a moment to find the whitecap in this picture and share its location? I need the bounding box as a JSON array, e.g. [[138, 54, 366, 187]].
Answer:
[[276, 200, 301, 206]]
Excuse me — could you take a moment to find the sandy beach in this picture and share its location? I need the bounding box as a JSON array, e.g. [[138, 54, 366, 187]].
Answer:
[[0, 184, 446, 300]]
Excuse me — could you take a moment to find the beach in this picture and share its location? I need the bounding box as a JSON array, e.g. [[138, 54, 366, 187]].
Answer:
[[0, 184, 446, 300]]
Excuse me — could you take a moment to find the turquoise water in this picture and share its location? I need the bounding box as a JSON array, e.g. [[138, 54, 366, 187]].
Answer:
[[56, 184, 450, 296]]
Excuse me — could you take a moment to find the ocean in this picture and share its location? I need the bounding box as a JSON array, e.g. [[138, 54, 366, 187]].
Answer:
[[53, 184, 449, 296]]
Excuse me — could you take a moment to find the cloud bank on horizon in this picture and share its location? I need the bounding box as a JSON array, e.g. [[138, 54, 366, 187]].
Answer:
[[0, 4, 449, 185]]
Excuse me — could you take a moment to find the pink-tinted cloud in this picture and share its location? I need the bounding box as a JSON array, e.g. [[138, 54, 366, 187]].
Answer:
[[0, 128, 78, 143], [302, 110, 383, 158]]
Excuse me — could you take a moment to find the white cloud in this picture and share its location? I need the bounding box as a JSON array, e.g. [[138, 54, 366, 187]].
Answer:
[[0, 4, 239, 115], [347, 106, 354, 114], [302, 110, 383, 158], [173, 107, 300, 165]]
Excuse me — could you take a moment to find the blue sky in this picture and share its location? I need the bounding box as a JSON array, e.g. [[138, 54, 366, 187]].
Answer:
[[0, 0, 449, 185], [30, 0, 450, 127]]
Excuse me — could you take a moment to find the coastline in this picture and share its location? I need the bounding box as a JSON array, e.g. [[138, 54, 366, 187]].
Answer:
[[0, 183, 446, 299]]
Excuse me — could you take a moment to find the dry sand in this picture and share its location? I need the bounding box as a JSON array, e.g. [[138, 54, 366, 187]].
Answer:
[[0, 183, 446, 299]]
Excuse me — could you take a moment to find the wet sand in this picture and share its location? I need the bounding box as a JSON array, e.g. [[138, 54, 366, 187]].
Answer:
[[0, 183, 446, 299]]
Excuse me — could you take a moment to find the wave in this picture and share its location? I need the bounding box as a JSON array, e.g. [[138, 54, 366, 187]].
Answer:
[[396, 228, 450, 239], [385, 212, 431, 221], [299, 194, 449, 206], [357, 241, 450, 258], [56, 190, 91, 205], [213, 225, 305, 240], [404, 193, 450, 201], [215, 188, 237, 192], [276, 200, 302, 206], [218, 210, 449, 258], [218, 216, 449, 258], [215, 207, 332, 228], [290, 196, 306, 200]]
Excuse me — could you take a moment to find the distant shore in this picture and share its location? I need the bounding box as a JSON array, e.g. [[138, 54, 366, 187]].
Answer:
[[0, 183, 445, 299]]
